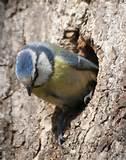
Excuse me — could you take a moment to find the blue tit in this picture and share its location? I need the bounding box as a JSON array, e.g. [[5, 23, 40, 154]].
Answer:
[[15, 42, 98, 144]]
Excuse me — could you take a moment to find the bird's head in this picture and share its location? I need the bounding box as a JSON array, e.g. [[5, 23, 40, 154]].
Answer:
[[15, 47, 53, 96]]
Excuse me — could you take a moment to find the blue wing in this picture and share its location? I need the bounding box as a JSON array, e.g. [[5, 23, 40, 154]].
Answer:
[[56, 50, 98, 72]]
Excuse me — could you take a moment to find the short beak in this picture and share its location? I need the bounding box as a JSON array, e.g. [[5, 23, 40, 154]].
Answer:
[[26, 85, 32, 96]]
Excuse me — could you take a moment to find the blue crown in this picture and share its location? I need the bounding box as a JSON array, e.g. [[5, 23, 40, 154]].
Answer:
[[16, 50, 33, 78]]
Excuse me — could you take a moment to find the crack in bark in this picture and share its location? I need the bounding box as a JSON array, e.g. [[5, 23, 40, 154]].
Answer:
[[6, 0, 18, 18], [22, 17, 26, 45], [33, 138, 41, 159]]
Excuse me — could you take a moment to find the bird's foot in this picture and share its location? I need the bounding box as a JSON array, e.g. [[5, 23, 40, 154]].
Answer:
[[84, 89, 93, 105], [57, 133, 65, 145]]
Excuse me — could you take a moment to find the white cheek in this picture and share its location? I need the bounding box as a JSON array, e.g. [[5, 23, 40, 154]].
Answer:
[[34, 53, 53, 86]]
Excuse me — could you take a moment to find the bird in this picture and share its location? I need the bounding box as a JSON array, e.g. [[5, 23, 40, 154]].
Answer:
[[15, 42, 98, 144]]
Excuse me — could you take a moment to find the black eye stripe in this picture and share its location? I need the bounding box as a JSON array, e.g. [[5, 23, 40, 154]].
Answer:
[[31, 53, 39, 87], [32, 67, 38, 86]]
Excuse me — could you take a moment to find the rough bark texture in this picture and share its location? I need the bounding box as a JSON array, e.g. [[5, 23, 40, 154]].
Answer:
[[0, 0, 126, 160]]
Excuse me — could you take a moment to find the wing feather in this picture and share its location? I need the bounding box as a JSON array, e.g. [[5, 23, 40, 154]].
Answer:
[[56, 50, 98, 72]]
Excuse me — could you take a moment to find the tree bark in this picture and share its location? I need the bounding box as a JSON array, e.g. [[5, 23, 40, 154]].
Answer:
[[0, 0, 126, 160]]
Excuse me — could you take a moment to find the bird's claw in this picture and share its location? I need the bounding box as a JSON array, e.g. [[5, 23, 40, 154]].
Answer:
[[84, 90, 93, 105], [58, 134, 65, 145]]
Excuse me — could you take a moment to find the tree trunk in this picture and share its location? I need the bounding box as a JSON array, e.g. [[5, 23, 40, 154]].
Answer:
[[0, 0, 126, 159]]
